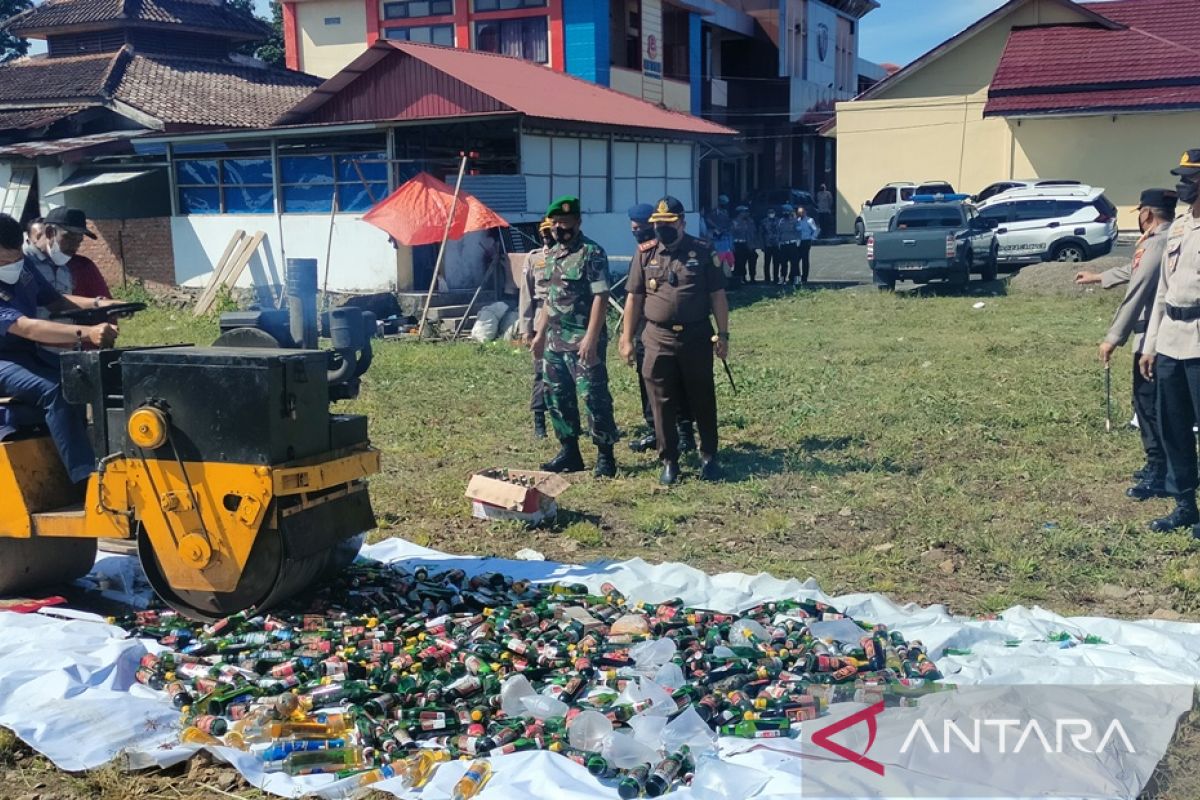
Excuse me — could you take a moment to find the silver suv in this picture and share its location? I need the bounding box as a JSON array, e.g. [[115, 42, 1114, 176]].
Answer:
[[973, 186, 1118, 264], [854, 181, 956, 244]]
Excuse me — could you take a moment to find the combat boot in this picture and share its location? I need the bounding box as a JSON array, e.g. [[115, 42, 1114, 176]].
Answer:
[[1150, 495, 1199, 533], [533, 412, 547, 439], [1126, 479, 1170, 501], [659, 460, 680, 485], [593, 445, 617, 478], [629, 432, 657, 452], [543, 439, 584, 473], [698, 457, 722, 482], [677, 421, 697, 454]]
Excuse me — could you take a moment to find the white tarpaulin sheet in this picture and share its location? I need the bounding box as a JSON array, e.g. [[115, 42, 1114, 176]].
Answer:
[[0, 538, 1198, 800]]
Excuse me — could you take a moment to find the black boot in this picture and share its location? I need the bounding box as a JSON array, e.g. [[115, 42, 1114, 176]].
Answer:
[[593, 445, 617, 478], [698, 456, 722, 482], [1126, 479, 1170, 501], [678, 421, 697, 454], [1132, 464, 1152, 482], [629, 432, 657, 453], [543, 439, 584, 473], [659, 460, 680, 485], [1150, 495, 1199, 532], [533, 412, 547, 439]]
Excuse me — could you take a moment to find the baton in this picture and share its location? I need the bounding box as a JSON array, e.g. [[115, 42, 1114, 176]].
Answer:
[[711, 335, 737, 394], [1104, 363, 1112, 433]]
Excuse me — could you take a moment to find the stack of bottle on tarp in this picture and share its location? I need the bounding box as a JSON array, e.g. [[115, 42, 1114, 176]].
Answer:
[[124, 563, 943, 797]]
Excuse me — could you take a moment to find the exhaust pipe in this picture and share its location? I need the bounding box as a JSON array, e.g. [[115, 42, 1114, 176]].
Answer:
[[285, 258, 319, 350]]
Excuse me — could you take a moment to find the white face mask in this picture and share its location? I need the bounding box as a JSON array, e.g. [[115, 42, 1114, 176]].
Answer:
[[49, 240, 71, 267], [0, 259, 24, 284]]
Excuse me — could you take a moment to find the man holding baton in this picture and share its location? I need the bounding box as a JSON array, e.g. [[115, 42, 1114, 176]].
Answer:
[[619, 196, 730, 485]]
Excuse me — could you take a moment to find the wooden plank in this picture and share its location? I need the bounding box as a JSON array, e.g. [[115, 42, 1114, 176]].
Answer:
[[216, 229, 266, 296], [193, 229, 245, 316]]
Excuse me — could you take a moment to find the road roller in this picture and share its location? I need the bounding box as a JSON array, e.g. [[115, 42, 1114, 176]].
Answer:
[[0, 259, 380, 620]]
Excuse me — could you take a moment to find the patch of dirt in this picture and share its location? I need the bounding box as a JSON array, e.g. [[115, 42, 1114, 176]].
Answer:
[[1009, 254, 1128, 296]]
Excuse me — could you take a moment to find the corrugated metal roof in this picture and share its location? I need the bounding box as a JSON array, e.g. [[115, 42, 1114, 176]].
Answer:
[[282, 41, 735, 137]]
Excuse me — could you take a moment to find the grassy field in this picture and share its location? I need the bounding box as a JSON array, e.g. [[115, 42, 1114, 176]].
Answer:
[[5, 274, 1200, 798]]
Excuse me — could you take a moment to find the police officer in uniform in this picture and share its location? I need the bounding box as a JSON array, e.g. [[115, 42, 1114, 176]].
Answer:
[[531, 196, 620, 477], [518, 218, 555, 438], [776, 204, 798, 286], [1075, 188, 1176, 500], [628, 203, 695, 455], [619, 196, 730, 485], [731, 205, 759, 284], [760, 206, 781, 285], [1140, 150, 1200, 533]]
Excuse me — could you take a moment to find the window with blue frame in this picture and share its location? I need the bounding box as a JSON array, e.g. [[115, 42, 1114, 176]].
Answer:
[[279, 152, 388, 213], [176, 157, 275, 214]]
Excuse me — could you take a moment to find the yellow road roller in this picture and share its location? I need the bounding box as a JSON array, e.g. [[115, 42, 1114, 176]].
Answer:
[[0, 259, 380, 620]]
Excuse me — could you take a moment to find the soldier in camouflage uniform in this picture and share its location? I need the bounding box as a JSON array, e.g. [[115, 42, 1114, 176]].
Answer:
[[531, 195, 619, 477], [517, 218, 555, 438]]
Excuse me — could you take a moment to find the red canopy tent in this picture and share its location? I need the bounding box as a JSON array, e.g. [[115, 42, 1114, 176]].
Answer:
[[362, 167, 509, 338]]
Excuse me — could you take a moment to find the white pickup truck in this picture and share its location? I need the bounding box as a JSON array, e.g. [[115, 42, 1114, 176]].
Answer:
[[854, 181, 957, 245]]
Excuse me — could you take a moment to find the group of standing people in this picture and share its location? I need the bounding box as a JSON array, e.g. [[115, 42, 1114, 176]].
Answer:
[[1075, 149, 1200, 536], [518, 195, 729, 485], [710, 195, 822, 288]]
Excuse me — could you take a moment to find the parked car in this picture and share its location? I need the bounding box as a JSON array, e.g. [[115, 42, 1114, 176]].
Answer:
[[867, 200, 999, 291], [972, 178, 1084, 204], [974, 186, 1118, 264], [854, 181, 957, 244]]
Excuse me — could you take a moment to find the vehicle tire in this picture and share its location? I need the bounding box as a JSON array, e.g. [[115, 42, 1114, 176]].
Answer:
[[874, 270, 896, 292], [854, 220, 867, 246], [1051, 241, 1087, 262], [981, 244, 998, 282]]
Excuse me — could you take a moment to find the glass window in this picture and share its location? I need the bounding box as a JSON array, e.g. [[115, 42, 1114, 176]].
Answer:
[[176, 159, 218, 185], [221, 158, 273, 185], [871, 187, 896, 205], [474, 17, 548, 63], [282, 184, 335, 213], [179, 187, 220, 214], [176, 156, 272, 214], [1054, 200, 1087, 217], [1011, 200, 1057, 222], [223, 186, 274, 214], [382, 0, 451, 18], [384, 24, 454, 44], [978, 203, 1011, 222], [474, 0, 544, 10], [899, 187, 915, 201], [280, 151, 388, 213]]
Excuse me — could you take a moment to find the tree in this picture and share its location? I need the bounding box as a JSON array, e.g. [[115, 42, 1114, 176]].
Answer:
[[0, 0, 33, 64], [254, 0, 285, 68]]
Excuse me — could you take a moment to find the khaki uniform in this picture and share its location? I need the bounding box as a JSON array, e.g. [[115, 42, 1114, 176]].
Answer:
[[627, 233, 725, 461], [518, 245, 551, 412], [1100, 221, 1171, 485], [1144, 208, 1200, 496]]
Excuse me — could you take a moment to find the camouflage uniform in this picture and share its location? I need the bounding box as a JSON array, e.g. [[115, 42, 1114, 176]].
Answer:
[[536, 234, 619, 445]]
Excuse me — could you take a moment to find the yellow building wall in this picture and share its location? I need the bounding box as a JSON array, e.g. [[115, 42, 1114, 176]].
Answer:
[[296, 0, 369, 78]]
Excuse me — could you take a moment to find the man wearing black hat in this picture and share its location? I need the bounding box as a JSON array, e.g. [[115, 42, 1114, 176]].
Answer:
[[39, 207, 111, 300], [619, 196, 729, 484], [531, 195, 620, 477], [1076, 188, 1177, 501], [1140, 150, 1200, 534], [627, 203, 695, 455]]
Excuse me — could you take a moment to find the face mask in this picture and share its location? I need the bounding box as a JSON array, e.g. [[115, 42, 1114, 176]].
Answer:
[[633, 227, 656, 244], [553, 227, 576, 244], [768, 213, 776, 219], [0, 259, 23, 284], [49, 240, 72, 267], [22, 242, 42, 260], [1177, 181, 1199, 205], [654, 225, 680, 246]]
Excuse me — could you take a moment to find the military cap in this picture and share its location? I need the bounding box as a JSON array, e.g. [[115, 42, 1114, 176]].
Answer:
[[628, 203, 654, 224], [546, 195, 581, 218], [648, 196, 685, 223], [1138, 188, 1178, 211], [1171, 149, 1200, 177]]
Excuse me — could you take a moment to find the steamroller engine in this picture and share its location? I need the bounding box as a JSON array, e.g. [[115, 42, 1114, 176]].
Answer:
[[0, 259, 380, 620]]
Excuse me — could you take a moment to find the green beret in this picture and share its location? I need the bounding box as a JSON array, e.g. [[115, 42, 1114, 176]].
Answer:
[[546, 195, 581, 218]]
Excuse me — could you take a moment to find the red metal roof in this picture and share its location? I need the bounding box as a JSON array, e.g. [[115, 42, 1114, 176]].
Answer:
[[985, 0, 1200, 116], [281, 40, 735, 137]]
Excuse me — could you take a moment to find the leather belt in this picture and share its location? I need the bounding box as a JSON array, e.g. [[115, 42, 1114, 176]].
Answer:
[[1166, 304, 1200, 322], [648, 319, 708, 333]]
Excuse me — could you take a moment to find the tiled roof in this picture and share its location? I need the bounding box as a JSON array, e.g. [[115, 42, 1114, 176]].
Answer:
[[0, 47, 321, 132], [0, 105, 94, 130], [5, 0, 270, 38], [0, 51, 121, 102], [114, 52, 321, 127], [284, 40, 735, 137], [985, 0, 1200, 116]]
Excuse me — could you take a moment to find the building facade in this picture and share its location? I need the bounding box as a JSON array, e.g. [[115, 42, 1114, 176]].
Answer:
[[829, 0, 1200, 235], [283, 0, 878, 202]]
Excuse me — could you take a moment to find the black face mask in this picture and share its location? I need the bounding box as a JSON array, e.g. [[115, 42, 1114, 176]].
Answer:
[[1177, 180, 1199, 205], [633, 227, 656, 244], [654, 225, 680, 246], [553, 227, 576, 244]]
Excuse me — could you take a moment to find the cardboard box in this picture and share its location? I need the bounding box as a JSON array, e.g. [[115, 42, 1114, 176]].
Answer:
[[466, 468, 570, 525]]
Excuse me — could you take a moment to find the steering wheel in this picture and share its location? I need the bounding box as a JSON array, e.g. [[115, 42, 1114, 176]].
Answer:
[[49, 302, 147, 324]]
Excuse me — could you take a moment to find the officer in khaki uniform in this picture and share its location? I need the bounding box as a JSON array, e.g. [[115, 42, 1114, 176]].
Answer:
[[619, 196, 730, 485], [531, 196, 619, 477], [1075, 188, 1176, 501], [1140, 150, 1200, 534], [518, 218, 555, 438]]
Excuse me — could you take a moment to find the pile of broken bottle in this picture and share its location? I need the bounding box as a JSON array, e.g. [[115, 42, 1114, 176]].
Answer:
[[123, 563, 943, 797]]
